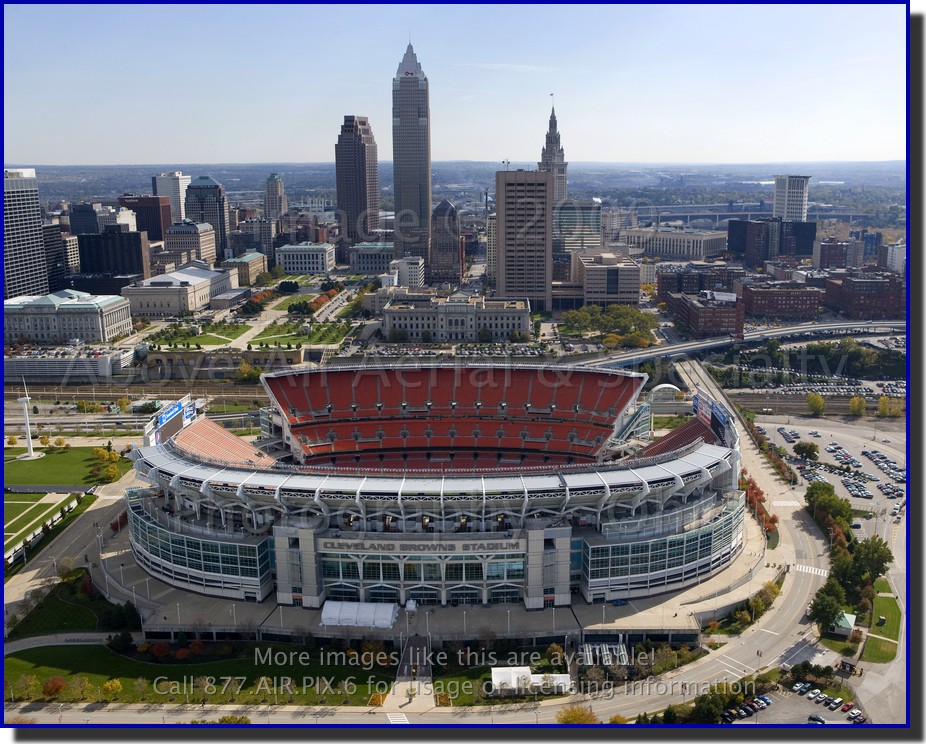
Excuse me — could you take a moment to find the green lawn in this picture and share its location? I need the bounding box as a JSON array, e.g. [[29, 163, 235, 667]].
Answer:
[[207, 402, 259, 414], [817, 635, 859, 657], [4, 501, 40, 522], [860, 636, 897, 663], [5, 644, 393, 705], [431, 665, 492, 706], [4, 496, 97, 580], [201, 323, 249, 340], [305, 323, 351, 344], [253, 321, 304, 341], [874, 577, 892, 594], [7, 571, 105, 638], [4, 447, 132, 486], [273, 293, 314, 311], [652, 415, 691, 430], [4, 502, 61, 544], [871, 594, 901, 641], [5, 492, 47, 503]]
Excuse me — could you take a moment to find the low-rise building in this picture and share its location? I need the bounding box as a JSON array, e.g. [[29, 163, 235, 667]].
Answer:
[[388, 256, 425, 287], [4, 346, 135, 383], [362, 286, 438, 315], [274, 242, 336, 275], [221, 251, 269, 285], [621, 227, 727, 260], [667, 290, 744, 339], [121, 261, 238, 317], [383, 293, 531, 343], [812, 236, 849, 270], [4, 289, 133, 345], [349, 242, 394, 275], [740, 282, 824, 319], [824, 272, 905, 320]]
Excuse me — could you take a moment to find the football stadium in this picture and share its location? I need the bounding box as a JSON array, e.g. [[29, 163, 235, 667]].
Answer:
[[126, 363, 744, 611]]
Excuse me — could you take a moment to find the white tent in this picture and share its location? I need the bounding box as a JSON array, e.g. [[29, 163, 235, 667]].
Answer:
[[320, 600, 398, 629], [490, 666, 572, 695]]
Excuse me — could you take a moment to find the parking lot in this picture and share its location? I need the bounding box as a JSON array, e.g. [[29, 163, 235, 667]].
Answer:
[[754, 418, 905, 540], [730, 686, 864, 725]]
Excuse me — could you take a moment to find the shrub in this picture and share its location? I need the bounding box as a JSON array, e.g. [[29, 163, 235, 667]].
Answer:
[[42, 676, 67, 697]]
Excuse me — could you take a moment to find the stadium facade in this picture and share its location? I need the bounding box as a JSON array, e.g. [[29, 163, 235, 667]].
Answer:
[[126, 364, 744, 611]]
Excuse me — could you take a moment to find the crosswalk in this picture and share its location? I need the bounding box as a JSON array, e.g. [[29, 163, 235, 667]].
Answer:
[[387, 713, 410, 724], [795, 564, 829, 577], [772, 500, 802, 507]]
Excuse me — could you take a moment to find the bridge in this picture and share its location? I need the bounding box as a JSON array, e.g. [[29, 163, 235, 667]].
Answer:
[[581, 321, 906, 370]]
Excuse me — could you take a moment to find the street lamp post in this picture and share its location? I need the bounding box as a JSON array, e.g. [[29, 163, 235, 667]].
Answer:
[[279, 605, 284, 629], [176, 603, 181, 625], [132, 586, 136, 606], [145, 578, 150, 599], [119, 562, 125, 586], [231, 603, 237, 629], [463, 610, 466, 637], [507, 609, 510, 635], [552, 607, 555, 631]]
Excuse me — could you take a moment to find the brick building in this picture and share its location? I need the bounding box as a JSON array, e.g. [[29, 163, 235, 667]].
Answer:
[[741, 282, 824, 319], [667, 290, 744, 339], [824, 272, 905, 320]]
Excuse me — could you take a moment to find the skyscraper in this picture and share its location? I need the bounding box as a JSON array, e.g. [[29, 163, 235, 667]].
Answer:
[[42, 222, 69, 292], [335, 115, 380, 252], [152, 171, 192, 224], [184, 176, 232, 259], [538, 107, 568, 204], [4, 168, 49, 299], [264, 173, 288, 222], [773, 175, 810, 221], [429, 199, 463, 286], [496, 170, 553, 312], [485, 213, 497, 284], [392, 44, 431, 263]]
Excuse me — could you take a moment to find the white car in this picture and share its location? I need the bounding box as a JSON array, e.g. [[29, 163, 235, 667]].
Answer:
[[807, 689, 821, 700], [848, 710, 863, 720]]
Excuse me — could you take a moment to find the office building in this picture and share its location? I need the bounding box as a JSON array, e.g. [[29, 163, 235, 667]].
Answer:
[[383, 294, 530, 343], [667, 291, 744, 338], [392, 44, 432, 261], [118, 195, 172, 241], [350, 242, 395, 275], [4, 169, 49, 300], [77, 224, 151, 279], [335, 116, 380, 254], [538, 107, 567, 204], [879, 241, 906, 275], [184, 176, 231, 259], [220, 252, 268, 286], [274, 242, 336, 274], [121, 261, 238, 317], [486, 213, 497, 284], [237, 218, 277, 262], [727, 217, 815, 268], [4, 289, 132, 345], [496, 170, 553, 313], [152, 171, 192, 224], [42, 223, 70, 292], [68, 202, 105, 235], [773, 175, 810, 222], [264, 173, 288, 222], [571, 250, 640, 306], [553, 200, 602, 279], [823, 272, 905, 320], [429, 199, 463, 285], [620, 227, 726, 261], [164, 220, 217, 266], [812, 236, 849, 270], [740, 282, 824, 319], [387, 257, 425, 288]]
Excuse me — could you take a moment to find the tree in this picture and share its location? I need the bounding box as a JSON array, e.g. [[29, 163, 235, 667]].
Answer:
[[793, 441, 819, 461], [608, 714, 630, 724], [104, 464, 120, 483], [15, 674, 41, 700], [545, 642, 565, 666], [635, 711, 651, 724], [53, 437, 66, 449], [39, 435, 50, 448], [149, 642, 171, 662], [662, 705, 679, 723], [556, 704, 600, 724], [270, 264, 285, 279], [602, 333, 623, 349], [42, 676, 67, 698], [851, 536, 894, 584], [809, 592, 843, 629], [806, 392, 825, 416], [116, 397, 130, 413], [102, 679, 122, 699], [7, 436, 17, 446], [689, 692, 725, 723], [877, 396, 903, 417], [133, 677, 148, 698], [848, 396, 866, 417]]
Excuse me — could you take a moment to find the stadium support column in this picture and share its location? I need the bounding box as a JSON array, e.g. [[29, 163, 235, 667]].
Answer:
[[523, 529, 545, 609]]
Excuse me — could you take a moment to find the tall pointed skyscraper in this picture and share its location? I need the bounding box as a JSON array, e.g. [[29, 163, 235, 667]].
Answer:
[[336, 115, 380, 251], [392, 44, 432, 263], [538, 107, 568, 204]]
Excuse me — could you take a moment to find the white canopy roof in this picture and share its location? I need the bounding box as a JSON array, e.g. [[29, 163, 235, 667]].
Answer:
[[320, 601, 398, 629]]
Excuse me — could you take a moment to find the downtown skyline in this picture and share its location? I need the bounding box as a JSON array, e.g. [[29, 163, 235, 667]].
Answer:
[[3, 4, 910, 166]]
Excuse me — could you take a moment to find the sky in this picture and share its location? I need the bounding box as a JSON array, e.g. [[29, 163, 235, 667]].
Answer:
[[2, 3, 911, 166]]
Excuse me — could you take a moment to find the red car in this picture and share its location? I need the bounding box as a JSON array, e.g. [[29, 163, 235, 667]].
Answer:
[[840, 702, 855, 712]]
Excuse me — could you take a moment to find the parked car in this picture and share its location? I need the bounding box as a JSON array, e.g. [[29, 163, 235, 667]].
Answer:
[[852, 716, 867, 724], [841, 702, 855, 712], [807, 689, 821, 700], [808, 714, 826, 724], [848, 710, 863, 720], [828, 697, 843, 710], [792, 681, 805, 692]]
